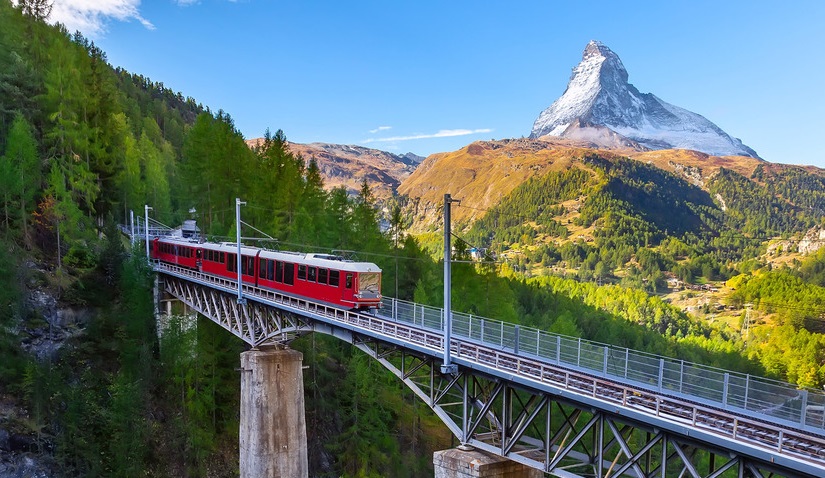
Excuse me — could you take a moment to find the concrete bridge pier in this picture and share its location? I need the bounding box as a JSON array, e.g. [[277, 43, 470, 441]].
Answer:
[[240, 347, 308, 478], [154, 275, 196, 341], [434, 448, 543, 478]]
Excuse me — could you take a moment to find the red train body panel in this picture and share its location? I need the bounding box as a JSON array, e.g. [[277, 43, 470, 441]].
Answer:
[[150, 237, 382, 309]]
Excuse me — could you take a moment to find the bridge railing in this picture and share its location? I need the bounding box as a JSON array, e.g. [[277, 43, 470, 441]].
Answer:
[[381, 297, 825, 433]]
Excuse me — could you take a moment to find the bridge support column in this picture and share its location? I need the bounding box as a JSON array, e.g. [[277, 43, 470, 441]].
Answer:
[[434, 448, 542, 478], [240, 347, 308, 478]]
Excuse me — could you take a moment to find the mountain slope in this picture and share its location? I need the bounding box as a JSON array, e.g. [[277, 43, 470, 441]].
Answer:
[[398, 138, 820, 237], [398, 138, 617, 227], [530, 41, 759, 158]]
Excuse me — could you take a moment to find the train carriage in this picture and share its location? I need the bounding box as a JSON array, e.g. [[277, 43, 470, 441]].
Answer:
[[152, 236, 382, 310], [257, 251, 381, 309], [199, 241, 260, 283], [151, 237, 201, 269]]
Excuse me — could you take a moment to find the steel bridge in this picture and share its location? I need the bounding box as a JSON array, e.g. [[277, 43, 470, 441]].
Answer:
[[153, 261, 825, 478]]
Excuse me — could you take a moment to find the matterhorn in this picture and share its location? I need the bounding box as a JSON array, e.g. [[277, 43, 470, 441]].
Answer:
[[530, 41, 759, 158]]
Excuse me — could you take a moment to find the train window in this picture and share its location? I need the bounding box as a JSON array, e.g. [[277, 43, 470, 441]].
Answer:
[[346, 273, 353, 289], [259, 259, 267, 278], [275, 261, 283, 283], [220, 252, 225, 264], [227, 253, 236, 272], [308, 267, 316, 282], [318, 268, 328, 285], [284, 263, 294, 285], [248, 257, 255, 276], [267, 260, 275, 281], [298, 264, 307, 281], [329, 270, 340, 287]]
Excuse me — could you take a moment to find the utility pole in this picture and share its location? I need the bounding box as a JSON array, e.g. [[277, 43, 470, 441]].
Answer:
[[144, 205, 153, 259], [129, 210, 135, 247], [742, 303, 753, 341], [236, 198, 247, 304], [442, 194, 459, 375]]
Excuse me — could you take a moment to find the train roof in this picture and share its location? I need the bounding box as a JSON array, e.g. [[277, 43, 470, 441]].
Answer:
[[200, 241, 265, 258], [260, 250, 381, 273], [156, 237, 381, 273], [155, 236, 202, 246]]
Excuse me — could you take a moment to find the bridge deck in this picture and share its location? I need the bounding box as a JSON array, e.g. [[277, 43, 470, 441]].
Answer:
[[153, 261, 825, 476]]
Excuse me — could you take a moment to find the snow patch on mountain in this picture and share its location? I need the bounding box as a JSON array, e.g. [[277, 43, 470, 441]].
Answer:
[[530, 41, 759, 158]]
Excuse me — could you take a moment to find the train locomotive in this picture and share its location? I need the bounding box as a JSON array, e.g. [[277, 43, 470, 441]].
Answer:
[[150, 236, 382, 310]]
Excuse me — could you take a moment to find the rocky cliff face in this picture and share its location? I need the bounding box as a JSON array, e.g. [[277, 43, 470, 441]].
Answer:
[[530, 41, 759, 158]]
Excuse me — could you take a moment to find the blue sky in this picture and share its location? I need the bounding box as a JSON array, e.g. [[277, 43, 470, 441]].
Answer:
[[51, 1, 825, 167]]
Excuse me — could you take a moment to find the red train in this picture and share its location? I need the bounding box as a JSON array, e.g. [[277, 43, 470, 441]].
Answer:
[[150, 236, 382, 310]]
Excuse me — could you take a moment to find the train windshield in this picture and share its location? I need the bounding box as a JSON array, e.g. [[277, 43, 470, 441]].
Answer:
[[358, 273, 381, 294]]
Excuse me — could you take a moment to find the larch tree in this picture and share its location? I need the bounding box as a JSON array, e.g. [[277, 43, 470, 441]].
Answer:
[[0, 113, 40, 238], [139, 130, 171, 218]]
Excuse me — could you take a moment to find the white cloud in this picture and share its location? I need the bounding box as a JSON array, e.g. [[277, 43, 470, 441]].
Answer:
[[47, 0, 153, 37], [369, 126, 392, 134], [363, 128, 493, 143]]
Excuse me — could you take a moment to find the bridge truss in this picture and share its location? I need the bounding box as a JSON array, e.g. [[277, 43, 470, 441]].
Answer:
[[155, 263, 825, 478]]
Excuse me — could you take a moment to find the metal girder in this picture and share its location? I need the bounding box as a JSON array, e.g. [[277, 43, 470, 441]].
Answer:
[[161, 274, 312, 347], [352, 345, 811, 478]]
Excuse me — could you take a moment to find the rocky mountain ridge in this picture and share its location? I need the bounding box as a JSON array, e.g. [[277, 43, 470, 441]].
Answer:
[[246, 139, 420, 198], [398, 138, 778, 232], [530, 41, 759, 158]]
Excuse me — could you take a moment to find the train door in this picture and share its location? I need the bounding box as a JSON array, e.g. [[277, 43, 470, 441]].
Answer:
[[345, 272, 354, 303]]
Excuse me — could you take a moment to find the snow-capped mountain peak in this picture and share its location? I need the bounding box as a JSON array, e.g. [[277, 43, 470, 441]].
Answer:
[[530, 41, 759, 158]]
